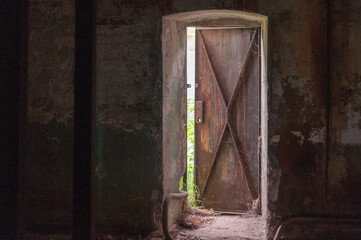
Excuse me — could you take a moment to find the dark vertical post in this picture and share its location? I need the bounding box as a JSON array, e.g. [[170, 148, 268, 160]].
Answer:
[[325, 0, 331, 199], [18, 0, 29, 238], [0, 0, 23, 238], [73, 0, 95, 239]]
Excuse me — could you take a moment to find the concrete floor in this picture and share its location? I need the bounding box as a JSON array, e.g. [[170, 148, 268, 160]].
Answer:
[[176, 215, 266, 240]]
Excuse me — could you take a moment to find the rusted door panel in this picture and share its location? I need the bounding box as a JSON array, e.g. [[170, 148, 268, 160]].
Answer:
[[194, 30, 227, 194], [195, 28, 260, 213], [199, 29, 254, 103], [229, 39, 260, 196], [203, 130, 253, 212]]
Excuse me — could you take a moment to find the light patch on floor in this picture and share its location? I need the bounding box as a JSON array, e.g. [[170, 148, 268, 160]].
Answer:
[[176, 216, 266, 240]]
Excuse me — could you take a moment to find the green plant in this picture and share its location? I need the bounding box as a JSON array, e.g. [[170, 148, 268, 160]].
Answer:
[[187, 99, 201, 206], [179, 99, 201, 207]]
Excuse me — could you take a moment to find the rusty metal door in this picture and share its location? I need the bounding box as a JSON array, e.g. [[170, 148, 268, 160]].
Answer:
[[194, 27, 260, 213]]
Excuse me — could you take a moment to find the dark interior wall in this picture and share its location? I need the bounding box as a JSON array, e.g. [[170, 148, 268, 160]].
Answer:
[[0, 0, 22, 237], [94, 0, 166, 235], [259, 0, 361, 237], [328, 0, 361, 210], [258, 0, 361, 236], [20, 0, 74, 233], [258, 0, 329, 233]]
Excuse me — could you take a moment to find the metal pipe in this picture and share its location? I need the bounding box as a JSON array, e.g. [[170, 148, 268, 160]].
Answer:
[[273, 217, 361, 240], [162, 190, 189, 240]]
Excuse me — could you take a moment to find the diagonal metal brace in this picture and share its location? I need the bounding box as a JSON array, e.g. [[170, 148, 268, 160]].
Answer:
[[198, 30, 258, 200]]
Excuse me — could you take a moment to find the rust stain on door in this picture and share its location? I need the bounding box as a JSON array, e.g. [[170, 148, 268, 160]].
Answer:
[[195, 27, 260, 213]]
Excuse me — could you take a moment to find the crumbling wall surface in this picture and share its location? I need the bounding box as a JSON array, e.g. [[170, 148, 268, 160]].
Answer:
[[257, 0, 361, 238], [95, 0, 167, 235], [328, 0, 361, 210], [257, 0, 329, 234], [21, 0, 74, 233]]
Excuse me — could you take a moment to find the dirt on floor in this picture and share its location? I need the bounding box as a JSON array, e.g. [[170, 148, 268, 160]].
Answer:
[[175, 215, 266, 240], [19, 213, 266, 240], [177, 206, 216, 229]]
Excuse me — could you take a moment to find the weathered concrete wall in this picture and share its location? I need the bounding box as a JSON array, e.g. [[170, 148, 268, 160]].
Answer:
[[95, 0, 165, 235], [328, 0, 361, 210], [21, 0, 74, 233], [259, 0, 361, 237], [258, 0, 329, 236]]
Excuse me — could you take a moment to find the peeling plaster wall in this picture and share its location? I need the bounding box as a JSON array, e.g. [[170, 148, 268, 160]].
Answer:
[[258, 0, 361, 237], [258, 0, 329, 236], [328, 0, 361, 208], [95, 0, 165, 235], [20, 0, 74, 233]]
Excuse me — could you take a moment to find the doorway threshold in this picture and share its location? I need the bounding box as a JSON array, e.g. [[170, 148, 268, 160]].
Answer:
[[214, 210, 259, 216]]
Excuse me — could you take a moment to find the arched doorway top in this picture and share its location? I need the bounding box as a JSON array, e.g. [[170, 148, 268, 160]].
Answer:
[[163, 9, 267, 28]]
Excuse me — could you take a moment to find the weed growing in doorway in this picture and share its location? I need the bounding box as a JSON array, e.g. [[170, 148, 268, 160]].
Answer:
[[186, 98, 199, 207], [179, 99, 201, 207]]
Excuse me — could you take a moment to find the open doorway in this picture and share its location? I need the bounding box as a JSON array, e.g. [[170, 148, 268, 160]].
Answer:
[[162, 10, 268, 239], [176, 26, 264, 239], [189, 26, 261, 214]]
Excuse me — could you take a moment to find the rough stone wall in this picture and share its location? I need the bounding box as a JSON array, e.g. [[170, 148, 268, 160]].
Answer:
[[21, 0, 74, 233], [328, 0, 361, 209]]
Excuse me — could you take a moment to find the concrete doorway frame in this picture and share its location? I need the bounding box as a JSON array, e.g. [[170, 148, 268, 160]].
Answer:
[[162, 9, 269, 229]]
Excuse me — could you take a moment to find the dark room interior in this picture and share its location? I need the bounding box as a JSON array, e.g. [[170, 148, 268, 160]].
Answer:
[[1, 0, 361, 239]]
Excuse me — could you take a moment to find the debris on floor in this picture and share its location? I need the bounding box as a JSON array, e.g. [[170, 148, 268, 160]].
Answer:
[[178, 206, 216, 229]]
